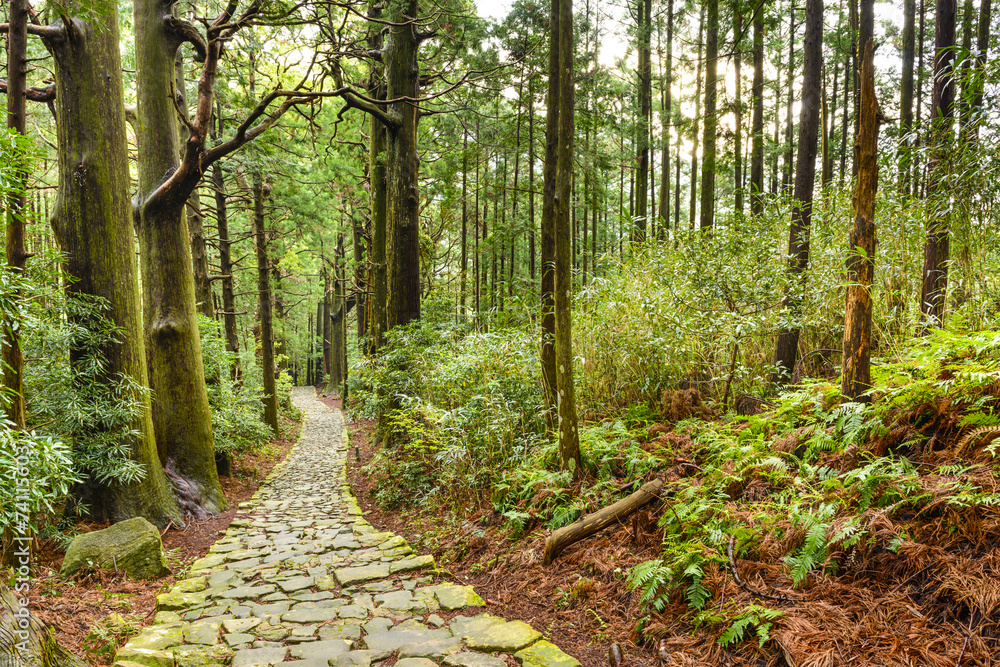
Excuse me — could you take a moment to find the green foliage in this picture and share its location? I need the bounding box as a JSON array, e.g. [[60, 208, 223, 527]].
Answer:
[[715, 605, 784, 648], [199, 316, 274, 456], [0, 428, 78, 538], [22, 273, 151, 488]]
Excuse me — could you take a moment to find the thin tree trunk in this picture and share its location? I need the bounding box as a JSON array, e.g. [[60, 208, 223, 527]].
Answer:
[[842, 38, 880, 402], [782, 6, 797, 192], [899, 0, 916, 192], [750, 2, 765, 216], [634, 0, 651, 244], [920, 0, 957, 329], [461, 129, 468, 319], [212, 155, 241, 382], [3, 0, 29, 429], [658, 0, 674, 237], [528, 79, 537, 280], [253, 179, 279, 434], [700, 0, 719, 232], [548, 0, 582, 473], [733, 0, 744, 218], [773, 0, 823, 382]]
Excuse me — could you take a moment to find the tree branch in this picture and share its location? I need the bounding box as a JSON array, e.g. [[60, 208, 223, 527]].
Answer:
[[0, 22, 65, 39], [0, 79, 56, 101], [164, 15, 208, 61]]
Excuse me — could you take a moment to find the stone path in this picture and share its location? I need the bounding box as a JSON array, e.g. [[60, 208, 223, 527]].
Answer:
[[114, 388, 580, 667]]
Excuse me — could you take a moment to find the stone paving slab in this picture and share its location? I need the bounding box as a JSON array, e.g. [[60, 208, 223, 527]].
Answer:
[[115, 387, 580, 667]]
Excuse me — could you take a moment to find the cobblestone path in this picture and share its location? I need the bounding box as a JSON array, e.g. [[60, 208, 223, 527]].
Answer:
[[115, 388, 580, 667]]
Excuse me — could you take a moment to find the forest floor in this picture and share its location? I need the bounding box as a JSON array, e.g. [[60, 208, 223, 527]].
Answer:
[[339, 390, 1000, 667], [336, 398, 663, 667], [33, 417, 300, 665]]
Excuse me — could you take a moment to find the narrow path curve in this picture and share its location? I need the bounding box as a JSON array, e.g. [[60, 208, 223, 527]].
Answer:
[[115, 387, 580, 667]]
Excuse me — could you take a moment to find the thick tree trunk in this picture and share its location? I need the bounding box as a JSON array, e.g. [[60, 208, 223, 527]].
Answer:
[[3, 0, 29, 429], [253, 179, 279, 434], [385, 0, 422, 329], [699, 0, 719, 232], [49, 10, 181, 524], [133, 0, 224, 514], [842, 38, 880, 402], [920, 0, 956, 329], [773, 0, 823, 382], [750, 4, 765, 216]]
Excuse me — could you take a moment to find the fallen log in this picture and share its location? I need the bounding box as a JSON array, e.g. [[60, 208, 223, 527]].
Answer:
[[542, 463, 695, 566]]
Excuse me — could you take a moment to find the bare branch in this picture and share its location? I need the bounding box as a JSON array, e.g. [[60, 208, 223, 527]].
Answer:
[[0, 79, 56, 101]]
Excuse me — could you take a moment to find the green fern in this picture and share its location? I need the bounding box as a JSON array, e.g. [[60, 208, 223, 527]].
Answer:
[[718, 605, 784, 648]]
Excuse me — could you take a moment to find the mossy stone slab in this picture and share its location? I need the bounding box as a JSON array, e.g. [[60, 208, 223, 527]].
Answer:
[[62, 518, 170, 580], [514, 641, 582, 667]]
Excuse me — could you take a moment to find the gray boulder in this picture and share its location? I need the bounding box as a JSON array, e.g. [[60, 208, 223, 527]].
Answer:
[[61, 517, 171, 580]]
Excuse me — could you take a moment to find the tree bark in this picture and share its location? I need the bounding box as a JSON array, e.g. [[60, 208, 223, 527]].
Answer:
[[253, 179, 279, 434], [633, 0, 652, 242], [842, 38, 880, 402], [133, 0, 225, 514], [782, 6, 797, 192], [772, 0, 823, 382], [367, 1, 388, 350], [899, 0, 916, 193], [658, 0, 674, 236], [384, 0, 422, 329], [3, 0, 29, 429], [733, 0, 744, 218], [699, 0, 719, 232], [920, 0, 956, 330], [960, 0, 992, 146], [48, 10, 181, 524], [750, 2, 765, 216], [689, 6, 706, 229], [212, 157, 241, 382], [175, 52, 214, 320], [540, 16, 559, 432]]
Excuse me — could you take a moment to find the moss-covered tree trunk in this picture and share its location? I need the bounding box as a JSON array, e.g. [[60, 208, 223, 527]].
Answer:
[[47, 9, 181, 525], [384, 0, 422, 330], [842, 38, 880, 402], [252, 178, 279, 434], [213, 159, 242, 382], [3, 0, 29, 429], [546, 0, 582, 475], [367, 2, 388, 351], [134, 0, 224, 513]]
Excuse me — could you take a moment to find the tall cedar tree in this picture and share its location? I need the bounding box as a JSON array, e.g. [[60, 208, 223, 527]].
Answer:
[[42, 5, 182, 523], [772, 0, 823, 381], [634, 0, 652, 241], [3, 0, 29, 429], [699, 0, 719, 232], [842, 37, 881, 401], [543, 0, 582, 472], [920, 0, 957, 329], [750, 0, 766, 215]]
